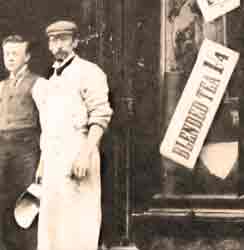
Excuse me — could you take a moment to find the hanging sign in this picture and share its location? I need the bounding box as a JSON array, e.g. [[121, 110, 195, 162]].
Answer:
[[160, 39, 239, 169], [197, 0, 240, 22]]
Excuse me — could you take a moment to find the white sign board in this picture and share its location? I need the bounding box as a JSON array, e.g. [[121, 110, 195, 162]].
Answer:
[[197, 0, 240, 22], [160, 39, 239, 169]]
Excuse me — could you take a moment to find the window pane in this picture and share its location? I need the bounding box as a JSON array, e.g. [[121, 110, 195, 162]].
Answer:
[[162, 0, 239, 195]]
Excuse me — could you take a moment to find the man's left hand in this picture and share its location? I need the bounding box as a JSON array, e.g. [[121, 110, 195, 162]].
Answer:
[[71, 146, 97, 180]]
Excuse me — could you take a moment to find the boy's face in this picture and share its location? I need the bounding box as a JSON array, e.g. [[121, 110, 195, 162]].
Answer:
[[2, 42, 30, 74]]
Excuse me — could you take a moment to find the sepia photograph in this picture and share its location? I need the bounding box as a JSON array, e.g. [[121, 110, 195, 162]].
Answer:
[[0, 1, 243, 250]]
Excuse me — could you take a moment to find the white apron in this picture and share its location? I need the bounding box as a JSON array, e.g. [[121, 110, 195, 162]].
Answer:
[[34, 75, 102, 250], [38, 140, 101, 250]]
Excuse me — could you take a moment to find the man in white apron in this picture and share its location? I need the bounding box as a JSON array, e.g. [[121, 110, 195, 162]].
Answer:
[[32, 20, 113, 250]]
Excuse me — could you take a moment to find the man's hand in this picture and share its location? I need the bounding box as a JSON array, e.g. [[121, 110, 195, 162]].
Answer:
[[71, 124, 103, 180], [35, 159, 44, 184], [71, 147, 96, 180]]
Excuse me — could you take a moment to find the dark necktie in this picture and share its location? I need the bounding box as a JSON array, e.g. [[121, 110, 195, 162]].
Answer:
[[56, 56, 75, 76]]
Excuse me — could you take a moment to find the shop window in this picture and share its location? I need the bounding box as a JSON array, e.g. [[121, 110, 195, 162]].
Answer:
[[160, 0, 241, 200]]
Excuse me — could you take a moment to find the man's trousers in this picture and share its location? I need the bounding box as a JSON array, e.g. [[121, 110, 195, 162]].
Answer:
[[0, 128, 40, 250]]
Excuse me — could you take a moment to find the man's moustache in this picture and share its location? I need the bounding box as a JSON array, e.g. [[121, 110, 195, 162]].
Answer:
[[54, 50, 69, 61]]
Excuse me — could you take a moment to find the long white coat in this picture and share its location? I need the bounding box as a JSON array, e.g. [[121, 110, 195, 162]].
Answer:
[[32, 55, 113, 250]]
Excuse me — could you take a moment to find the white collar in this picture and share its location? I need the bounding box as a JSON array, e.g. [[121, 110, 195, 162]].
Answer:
[[9, 64, 28, 80], [52, 52, 76, 69]]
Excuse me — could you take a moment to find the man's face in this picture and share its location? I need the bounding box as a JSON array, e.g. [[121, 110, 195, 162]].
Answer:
[[48, 33, 77, 62], [2, 42, 30, 74]]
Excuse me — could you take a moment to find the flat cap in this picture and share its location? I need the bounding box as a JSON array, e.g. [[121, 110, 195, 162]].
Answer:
[[46, 20, 78, 36]]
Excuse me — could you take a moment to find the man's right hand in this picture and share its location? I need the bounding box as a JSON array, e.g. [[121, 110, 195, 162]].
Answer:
[[35, 159, 44, 184]]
